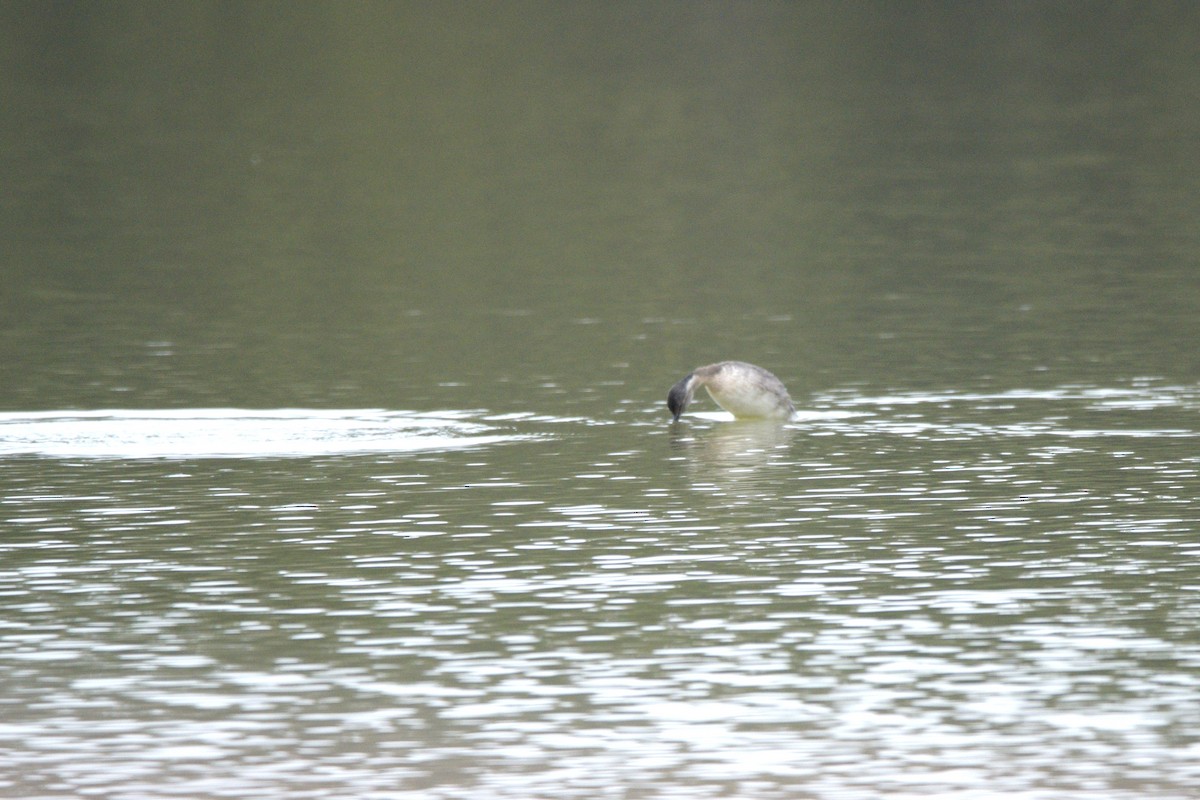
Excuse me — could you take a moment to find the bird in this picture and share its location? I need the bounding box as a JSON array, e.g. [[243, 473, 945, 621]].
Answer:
[[666, 361, 795, 422]]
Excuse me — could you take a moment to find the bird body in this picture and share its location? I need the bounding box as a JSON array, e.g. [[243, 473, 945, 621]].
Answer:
[[667, 361, 794, 421]]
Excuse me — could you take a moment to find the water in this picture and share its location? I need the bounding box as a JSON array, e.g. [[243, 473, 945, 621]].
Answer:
[[3, 3, 1200, 798], [0, 409, 528, 458], [3, 386, 1199, 798]]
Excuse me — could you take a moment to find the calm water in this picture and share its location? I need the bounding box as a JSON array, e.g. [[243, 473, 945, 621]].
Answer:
[[3, 3, 1200, 798]]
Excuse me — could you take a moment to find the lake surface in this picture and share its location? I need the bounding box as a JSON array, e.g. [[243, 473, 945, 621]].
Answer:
[[2, 3, 1200, 798]]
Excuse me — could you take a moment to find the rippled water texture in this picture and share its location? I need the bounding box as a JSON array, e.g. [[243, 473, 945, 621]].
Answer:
[[5, 2, 1200, 798], [0, 409, 528, 458], [2, 384, 1198, 799]]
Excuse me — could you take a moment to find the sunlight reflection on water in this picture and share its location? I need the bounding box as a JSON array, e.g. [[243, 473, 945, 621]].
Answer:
[[1, 383, 1199, 798], [0, 409, 533, 458]]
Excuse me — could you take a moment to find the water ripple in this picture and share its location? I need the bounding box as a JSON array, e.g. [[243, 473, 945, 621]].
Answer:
[[0, 409, 537, 459], [1, 383, 1199, 798]]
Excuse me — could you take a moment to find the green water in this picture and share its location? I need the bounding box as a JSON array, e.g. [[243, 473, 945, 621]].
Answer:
[[2, 3, 1199, 798]]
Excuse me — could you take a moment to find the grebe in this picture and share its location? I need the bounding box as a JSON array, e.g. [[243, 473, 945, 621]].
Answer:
[[666, 361, 795, 422]]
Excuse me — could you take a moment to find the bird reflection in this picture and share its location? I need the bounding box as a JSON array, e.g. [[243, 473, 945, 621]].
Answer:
[[669, 418, 796, 473]]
